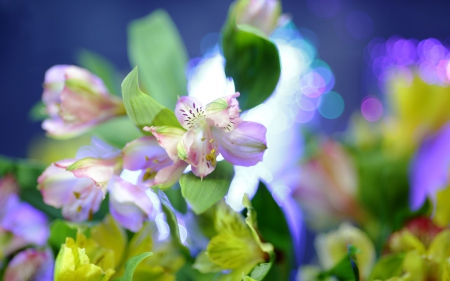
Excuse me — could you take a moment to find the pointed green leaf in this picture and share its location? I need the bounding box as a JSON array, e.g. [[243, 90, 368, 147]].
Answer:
[[115, 252, 153, 281], [251, 182, 294, 279], [319, 245, 360, 281], [222, 8, 280, 110], [128, 9, 188, 109], [179, 161, 234, 215], [77, 49, 121, 96], [121, 67, 181, 132], [48, 220, 78, 252]]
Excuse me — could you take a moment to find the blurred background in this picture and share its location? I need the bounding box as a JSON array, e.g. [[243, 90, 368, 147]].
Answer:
[[1, 0, 450, 158]]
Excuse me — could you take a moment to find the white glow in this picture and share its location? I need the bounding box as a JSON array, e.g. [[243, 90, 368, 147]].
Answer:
[[155, 213, 170, 241], [119, 169, 140, 185]]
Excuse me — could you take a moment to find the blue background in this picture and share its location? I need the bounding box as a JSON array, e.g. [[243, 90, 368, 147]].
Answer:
[[1, 0, 450, 158]]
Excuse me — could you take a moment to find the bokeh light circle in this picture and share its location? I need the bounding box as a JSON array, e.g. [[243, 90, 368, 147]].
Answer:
[[361, 96, 383, 122], [318, 91, 344, 119]]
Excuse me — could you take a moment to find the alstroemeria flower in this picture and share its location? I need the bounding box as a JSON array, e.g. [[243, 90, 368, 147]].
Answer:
[[292, 140, 367, 230], [234, 0, 281, 35], [4, 248, 54, 281], [42, 65, 125, 138], [149, 93, 267, 179], [54, 232, 115, 281], [38, 137, 154, 231], [121, 136, 183, 189], [193, 196, 273, 280]]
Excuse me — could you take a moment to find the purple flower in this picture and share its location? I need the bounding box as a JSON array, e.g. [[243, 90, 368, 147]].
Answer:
[[410, 123, 450, 210], [4, 248, 54, 281], [0, 177, 49, 257], [148, 93, 268, 179], [37, 137, 154, 231]]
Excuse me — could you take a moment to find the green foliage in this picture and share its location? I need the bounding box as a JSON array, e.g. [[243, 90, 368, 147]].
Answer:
[[351, 149, 429, 249], [48, 220, 78, 253], [0, 155, 62, 219], [77, 49, 121, 96], [251, 182, 294, 280], [248, 253, 275, 281], [91, 116, 143, 148], [128, 9, 188, 109], [29, 101, 48, 121], [163, 183, 187, 214], [222, 6, 280, 110], [114, 252, 153, 281], [368, 254, 404, 281], [318, 245, 360, 281], [121, 67, 181, 133], [179, 161, 234, 215]]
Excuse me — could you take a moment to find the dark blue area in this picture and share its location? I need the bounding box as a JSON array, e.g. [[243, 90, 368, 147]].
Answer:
[[1, 0, 450, 157]]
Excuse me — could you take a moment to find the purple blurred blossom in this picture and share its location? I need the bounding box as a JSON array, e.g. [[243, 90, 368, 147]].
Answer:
[[4, 248, 54, 281], [410, 123, 450, 210]]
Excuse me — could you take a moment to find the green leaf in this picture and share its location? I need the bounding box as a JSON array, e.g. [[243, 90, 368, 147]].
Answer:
[[77, 49, 121, 96], [115, 252, 153, 281], [251, 182, 294, 280], [179, 161, 234, 215], [163, 183, 187, 214], [128, 9, 188, 109], [248, 257, 274, 281], [368, 253, 404, 280], [90, 116, 143, 148], [320, 245, 360, 281], [29, 101, 48, 121], [48, 220, 78, 253], [222, 9, 280, 110], [121, 67, 181, 132], [157, 189, 191, 258]]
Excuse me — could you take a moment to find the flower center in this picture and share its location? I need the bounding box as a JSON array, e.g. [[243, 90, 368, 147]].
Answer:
[[180, 103, 206, 129]]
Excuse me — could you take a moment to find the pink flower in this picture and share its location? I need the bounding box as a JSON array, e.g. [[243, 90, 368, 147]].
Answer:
[[42, 65, 125, 138], [122, 135, 188, 189], [4, 248, 54, 281], [148, 93, 267, 179], [234, 0, 281, 35], [292, 140, 367, 230], [38, 137, 154, 231]]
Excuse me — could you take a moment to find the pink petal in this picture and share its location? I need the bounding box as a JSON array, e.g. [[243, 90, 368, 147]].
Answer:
[[42, 65, 69, 105], [154, 161, 189, 189], [60, 85, 121, 123], [175, 96, 206, 130], [66, 157, 121, 190], [206, 92, 242, 131], [179, 128, 218, 178], [122, 136, 172, 171], [42, 118, 94, 139], [145, 126, 185, 162], [214, 121, 267, 166], [109, 177, 153, 231], [38, 163, 79, 208], [61, 179, 103, 222], [4, 248, 54, 281]]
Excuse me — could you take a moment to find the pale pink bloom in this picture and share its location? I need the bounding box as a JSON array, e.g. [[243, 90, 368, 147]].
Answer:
[[122, 135, 188, 188], [4, 248, 54, 281], [292, 140, 367, 230], [42, 65, 125, 138], [148, 93, 267, 179], [38, 163, 103, 222], [38, 137, 154, 231], [109, 176, 154, 232], [235, 0, 281, 35]]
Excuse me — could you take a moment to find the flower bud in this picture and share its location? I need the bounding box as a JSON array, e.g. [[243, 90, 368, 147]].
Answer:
[[234, 0, 281, 35]]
